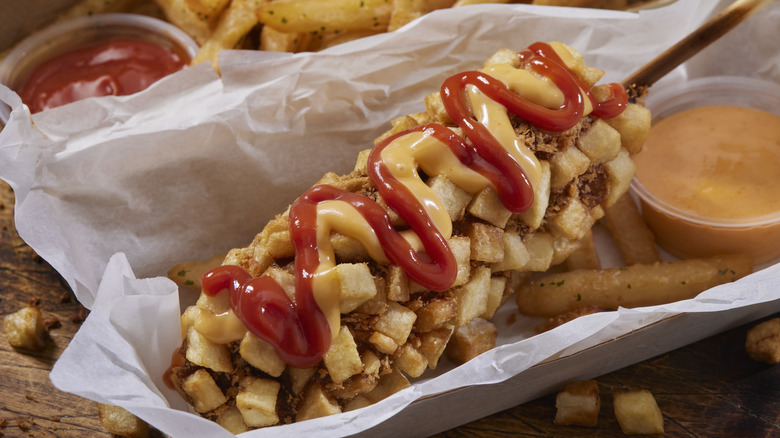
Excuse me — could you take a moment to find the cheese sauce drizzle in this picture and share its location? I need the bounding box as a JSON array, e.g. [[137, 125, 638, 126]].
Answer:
[[200, 42, 628, 368]]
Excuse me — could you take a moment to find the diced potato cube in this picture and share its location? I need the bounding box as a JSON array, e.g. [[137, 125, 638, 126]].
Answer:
[[745, 317, 780, 364], [517, 161, 551, 230], [264, 267, 296, 301], [369, 331, 399, 355], [297, 382, 341, 422], [250, 244, 276, 277], [577, 118, 621, 163], [491, 231, 530, 272], [468, 187, 512, 228], [424, 92, 453, 125], [356, 276, 389, 315], [613, 389, 665, 435], [414, 295, 457, 332], [604, 148, 636, 208], [418, 326, 453, 370], [376, 194, 405, 227], [239, 332, 285, 377], [265, 230, 295, 259], [554, 380, 601, 427], [197, 288, 231, 314], [331, 233, 370, 262], [236, 377, 281, 427], [3, 306, 47, 350], [344, 395, 373, 412], [362, 350, 382, 377], [548, 197, 594, 242], [550, 144, 591, 190], [394, 344, 429, 378], [601, 101, 652, 154], [468, 221, 504, 263], [364, 368, 410, 403], [289, 367, 317, 395], [374, 302, 417, 345], [549, 42, 604, 87], [336, 263, 378, 313], [523, 232, 555, 272], [353, 149, 371, 173], [428, 174, 473, 222], [448, 236, 472, 287], [453, 266, 491, 327], [217, 405, 248, 435], [481, 276, 506, 320], [446, 318, 497, 364], [180, 305, 202, 339], [185, 327, 233, 373], [385, 265, 410, 302], [323, 326, 363, 384], [97, 403, 150, 438], [181, 369, 229, 413], [551, 236, 582, 267], [484, 48, 521, 69]]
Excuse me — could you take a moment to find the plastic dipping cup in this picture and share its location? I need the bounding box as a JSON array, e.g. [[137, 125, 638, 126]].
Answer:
[[0, 13, 199, 123], [630, 76, 780, 264]]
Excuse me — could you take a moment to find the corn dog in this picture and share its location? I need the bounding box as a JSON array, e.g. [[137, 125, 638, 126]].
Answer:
[[167, 42, 649, 431]]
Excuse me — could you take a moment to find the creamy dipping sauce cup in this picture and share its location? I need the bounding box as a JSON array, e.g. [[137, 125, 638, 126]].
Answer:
[[0, 13, 199, 123], [631, 76, 780, 264]]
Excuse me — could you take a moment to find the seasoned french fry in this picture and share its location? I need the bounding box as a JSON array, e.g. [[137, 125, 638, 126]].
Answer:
[[453, 0, 511, 6], [167, 253, 225, 290], [260, 25, 311, 52], [604, 192, 660, 265], [517, 254, 754, 317], [192, 0, 265, 72], [184, 0, 231, 21], [154, 0, 215, 44], [257, 0, 393, 33], [56, 0, 146, 22], [388, 0, 456, 31]]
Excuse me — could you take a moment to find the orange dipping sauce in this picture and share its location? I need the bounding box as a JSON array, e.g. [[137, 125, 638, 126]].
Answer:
[[633, 105, 780, 264], [17, 37, 189, 113]]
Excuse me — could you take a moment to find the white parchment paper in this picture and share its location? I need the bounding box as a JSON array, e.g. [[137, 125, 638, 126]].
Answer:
[[1, 1, 779, 437]]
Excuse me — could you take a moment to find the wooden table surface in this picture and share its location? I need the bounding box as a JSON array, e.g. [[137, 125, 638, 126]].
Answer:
[[1, 178, 779, 438]]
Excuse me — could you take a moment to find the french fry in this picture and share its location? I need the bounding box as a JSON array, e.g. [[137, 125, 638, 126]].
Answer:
[[533, 0, 628, 8], [167, 252, 225, 290], [603, 192, 660, 265], [154, 0, 215, 44], [453, 0, 511, 6], [257, 0, 393, 34], [517, 254, 754, 317], [388, 0, 456, 31], [192, 0, 265, 72]]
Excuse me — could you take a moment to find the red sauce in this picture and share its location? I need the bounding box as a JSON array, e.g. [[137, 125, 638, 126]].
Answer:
[[18, 37, 188, 113], [199, 42, 628, 367], [163, 349, 185, 390], [520, 42, 627, 120]]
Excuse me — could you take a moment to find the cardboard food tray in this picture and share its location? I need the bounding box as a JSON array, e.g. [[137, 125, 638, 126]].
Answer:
[[1, 1, 779, 437]]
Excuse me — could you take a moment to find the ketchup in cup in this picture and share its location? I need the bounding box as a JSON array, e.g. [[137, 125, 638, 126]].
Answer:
[[0, 14, 198, 119], [18, 37, 189, 113]]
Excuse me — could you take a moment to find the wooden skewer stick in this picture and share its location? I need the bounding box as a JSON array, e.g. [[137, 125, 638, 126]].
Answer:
[[621, 0, 776, 89]]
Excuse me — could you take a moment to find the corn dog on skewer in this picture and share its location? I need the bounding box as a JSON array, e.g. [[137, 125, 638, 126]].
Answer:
[[168, 42, 650, 432]]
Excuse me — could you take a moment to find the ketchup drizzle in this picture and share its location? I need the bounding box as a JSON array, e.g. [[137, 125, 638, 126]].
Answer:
[[198, 42, 628, 367]]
